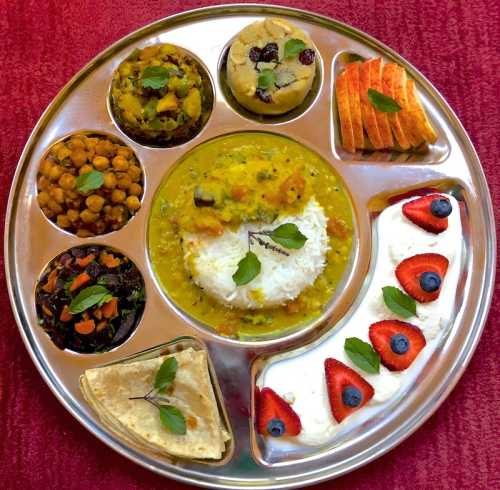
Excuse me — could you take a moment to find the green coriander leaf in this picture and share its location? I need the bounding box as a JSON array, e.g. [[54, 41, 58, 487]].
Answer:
[[284, 38, 306, 58], [382, 286, 417, 318], [155, 357, 178, 392], [257, 69, 277, 89], [232, 251, 261, 286], [269, 223, 307, 249], [367, 88, 401, 113], [76, 171, 103, 193], [344, 337, 380, 374], [141, 65, 170, 90], [159, 405, 186, 435], [69, 285, 111, 314]]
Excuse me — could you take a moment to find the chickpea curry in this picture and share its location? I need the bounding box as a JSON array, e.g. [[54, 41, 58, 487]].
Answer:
[[110, 43, 213, 147], [149, 133, 354, 338], [37, 133, 143, 237]]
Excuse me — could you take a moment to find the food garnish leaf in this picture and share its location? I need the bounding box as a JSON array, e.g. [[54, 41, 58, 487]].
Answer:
[[159, 405, 187, 435], [97, 293, 113, 307], [76, 170, 103, 193], [154, 357, 178, 392], [344, 52, 365, 63], [232, 251, 261, 286], [269, 223, 307, 249], [344, 337, 380, 374], [367, 88, 402, 113], [257, 69, 277, 89], [382, 286, 417, 318], [284, 38, 306, 58], [69, 285, 111, 314], [141, 65, 170, 90]]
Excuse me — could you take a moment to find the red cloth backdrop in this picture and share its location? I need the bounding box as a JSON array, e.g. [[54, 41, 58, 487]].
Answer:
[[0, 1, 498, 488]]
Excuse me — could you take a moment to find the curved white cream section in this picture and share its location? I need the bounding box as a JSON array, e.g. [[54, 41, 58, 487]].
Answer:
[[259, 196, 463, 446]]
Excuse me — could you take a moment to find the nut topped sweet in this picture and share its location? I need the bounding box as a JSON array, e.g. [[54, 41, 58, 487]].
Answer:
[[110, 43, 213, 146], [226, 18, 317, 115]]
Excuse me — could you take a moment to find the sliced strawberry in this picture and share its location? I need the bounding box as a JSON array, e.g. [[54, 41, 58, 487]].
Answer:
[[256, 387, 301, 437], [402, 194, 451, 233], [324, 358, 374, 423], [369, 320, 426, 371], [395, 253, 449, 302]]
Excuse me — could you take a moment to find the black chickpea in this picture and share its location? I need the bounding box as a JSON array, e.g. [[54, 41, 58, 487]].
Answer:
[[36, 133, 143, 236]]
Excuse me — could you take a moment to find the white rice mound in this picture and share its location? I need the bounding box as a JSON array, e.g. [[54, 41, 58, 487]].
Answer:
[[182, 198, 329, 309]]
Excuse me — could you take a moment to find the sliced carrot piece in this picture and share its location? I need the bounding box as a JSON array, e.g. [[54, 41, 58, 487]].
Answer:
[[369, 58, 394, 148], [100, 252, 121, 268], [96, 320, 108, 332], [42, 269, 58, 293], [101, 297, 118, 319], [42, 304, 53, 317], [69, 272, 91, 292], [359, 60, 384, 149], [75, 319, 95, 335], [382, 63, 411, 150], [60, 305, 73, 322], [345, 62, 364, 149], [336, 70, 355, 152], [75, 254, 95, 268]]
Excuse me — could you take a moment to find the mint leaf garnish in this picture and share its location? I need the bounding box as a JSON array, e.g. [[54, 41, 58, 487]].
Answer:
[[284, 38, 306, 58], [154, 357, 178, 392], [159, 405, 186, 435], [232, 251, 261, 286], [344, 337, 380, 374], [368, 88, 401, 113], [69, 285, 111, 314], [382, 286, 417, 318], [76, 170, 103, 193], [257, 69, 277, 89], [269, 223, 307, 249]]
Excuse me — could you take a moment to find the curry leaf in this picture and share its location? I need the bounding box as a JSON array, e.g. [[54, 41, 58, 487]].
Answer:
[[284, 38, 306, 58], [344, 337, 380, 374], [257, 69, 277, 89], [269, 223, 307, 249], [76, 170, 103, 193], [141, 66, 170, 90], [232, 251, 261, 286], [382, 286, 417, 318], [69, 285, 111, 314], [159, 405, 186, 435], [155, 357, 178, 392], [368, 88, 401, 113]]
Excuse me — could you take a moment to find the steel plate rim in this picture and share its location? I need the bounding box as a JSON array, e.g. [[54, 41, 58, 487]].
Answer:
[[4, 4, 496, 489]]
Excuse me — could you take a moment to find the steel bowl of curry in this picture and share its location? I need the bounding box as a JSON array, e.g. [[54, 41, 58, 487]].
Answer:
[[148, 132, 354, 339]]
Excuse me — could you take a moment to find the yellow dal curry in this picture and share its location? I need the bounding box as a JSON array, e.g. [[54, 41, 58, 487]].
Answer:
[[148, 133, 353, 338]]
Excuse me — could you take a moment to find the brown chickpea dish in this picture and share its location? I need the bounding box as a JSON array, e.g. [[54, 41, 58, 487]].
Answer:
[[37, 133, 143, 237]]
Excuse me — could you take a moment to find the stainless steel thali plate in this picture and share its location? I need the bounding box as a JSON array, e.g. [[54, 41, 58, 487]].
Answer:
[[4, 4, 496, 489]]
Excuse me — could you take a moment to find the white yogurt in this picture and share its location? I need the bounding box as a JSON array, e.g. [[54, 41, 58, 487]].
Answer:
[[259, 196, 463, 446]]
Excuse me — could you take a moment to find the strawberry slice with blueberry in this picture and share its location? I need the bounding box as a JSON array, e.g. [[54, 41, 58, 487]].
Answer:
[[395, 253, 449, 303], [256, 387, 301, 437], [369, 320, 426, 371], [402, 194, 452, 233], [324, 358, 374, 423]]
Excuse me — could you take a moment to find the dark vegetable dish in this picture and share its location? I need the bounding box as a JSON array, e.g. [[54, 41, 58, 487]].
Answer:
[[35, 245, 145, 353], [37, 133, 143, 237], [110, 43, 213, 146]]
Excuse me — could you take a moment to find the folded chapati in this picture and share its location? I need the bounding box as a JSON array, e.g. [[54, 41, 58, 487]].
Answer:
[[80, 348, 229, 459]]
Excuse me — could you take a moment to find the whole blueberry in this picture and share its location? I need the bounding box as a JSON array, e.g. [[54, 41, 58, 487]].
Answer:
[[260, 42, 279, 62], [255, 88, 272, 103], [430, 198, 452, 218], [390, 334, 410, 354], [342, 385, 362, 407], [267, 418, 285, 437], [299, 48, 316, 65], [248, 46, 262, 62], [420, 271, 441, 292]]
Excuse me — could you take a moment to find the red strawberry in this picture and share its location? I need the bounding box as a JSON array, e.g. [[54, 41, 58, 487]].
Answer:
[[324, 358, 374, 423], [395, 253, 449, 303], [256, 387, 301, 437], [369, 320, 426, 371], [402, 194, 451, 233]]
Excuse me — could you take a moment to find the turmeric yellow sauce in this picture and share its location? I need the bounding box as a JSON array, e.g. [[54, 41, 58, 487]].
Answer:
[[148, 133, 353, 339]]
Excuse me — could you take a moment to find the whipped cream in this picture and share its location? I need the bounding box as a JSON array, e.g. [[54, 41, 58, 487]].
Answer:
[[258, 195, 463, 446]]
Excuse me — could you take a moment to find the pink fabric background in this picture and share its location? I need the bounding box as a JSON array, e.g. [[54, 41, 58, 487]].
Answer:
[[1, 1, 499, 488]]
